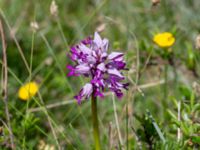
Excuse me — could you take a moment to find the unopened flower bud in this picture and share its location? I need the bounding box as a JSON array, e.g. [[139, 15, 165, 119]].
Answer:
[[96, 23, 106, 33], [195, 34, 200, 50], [30, 21, 39, 31], [152, 0, 160, 6], [50, 0, 58, 17]]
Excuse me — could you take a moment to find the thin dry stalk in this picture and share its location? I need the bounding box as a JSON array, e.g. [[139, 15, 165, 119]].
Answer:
[[37, 92, 61, 150], [0, 9, 31, 74], [0, 18, 15, 149], [28, 99, 76, 113], [112, 94, 123, 149], [108, 122, 113, 150], [28, 80, 165, 113], [131, 126, 142, 150]]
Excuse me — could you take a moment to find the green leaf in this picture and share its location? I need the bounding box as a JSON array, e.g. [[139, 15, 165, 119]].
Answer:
[[191, 136, 200, 144], [146, 110, 166, 143], [179, 85, 192, 100], [167, 109, 177, 120], [190, 91, 195, 108], [192, 103, 200, 113]]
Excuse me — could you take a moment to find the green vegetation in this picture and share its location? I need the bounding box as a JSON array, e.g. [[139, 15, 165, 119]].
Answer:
[[1, 0, 200, 149]]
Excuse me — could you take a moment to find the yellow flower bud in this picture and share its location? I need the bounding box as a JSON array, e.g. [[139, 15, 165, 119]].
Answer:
[[153, 32, 175, 48], [18, 82, 39, 100]]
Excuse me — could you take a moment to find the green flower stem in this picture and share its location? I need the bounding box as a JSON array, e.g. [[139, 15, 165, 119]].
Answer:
[[163, 49, 169, 117], [91, 94, 101, 150], [164, 64, 168, 100], [163, 64, 168, 119]]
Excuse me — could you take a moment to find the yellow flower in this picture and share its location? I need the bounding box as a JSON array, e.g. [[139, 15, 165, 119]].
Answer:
[[18, 82, 39, 100], [153, 32, 175, 48]]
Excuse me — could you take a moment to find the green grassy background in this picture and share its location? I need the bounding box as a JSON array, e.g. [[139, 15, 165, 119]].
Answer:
[[0, 0, 200, 149]]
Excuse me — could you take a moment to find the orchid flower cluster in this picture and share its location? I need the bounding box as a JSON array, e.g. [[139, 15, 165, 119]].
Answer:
[[67, 32, 128, 103]]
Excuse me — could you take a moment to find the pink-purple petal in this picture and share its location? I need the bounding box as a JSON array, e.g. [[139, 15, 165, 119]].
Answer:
[[97, 63, 106, 72], [93, 32, 102, 46], [108, 52, 123, 60], [107, 68, 124, 79], [75, 64, 90, 74], [79, 44, 92, 55], [75, 83, 93, 104]]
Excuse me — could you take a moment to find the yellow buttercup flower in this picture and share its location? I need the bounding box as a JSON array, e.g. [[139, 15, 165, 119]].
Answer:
[[18, 82, 39, 100], [153, 32, 175, 48]]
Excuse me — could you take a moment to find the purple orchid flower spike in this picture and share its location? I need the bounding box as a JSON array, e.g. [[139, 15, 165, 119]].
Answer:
[[67, 32, 129, 104]]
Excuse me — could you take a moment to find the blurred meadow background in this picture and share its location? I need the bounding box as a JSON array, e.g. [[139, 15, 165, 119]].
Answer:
[[1, 0, 200, 149]]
